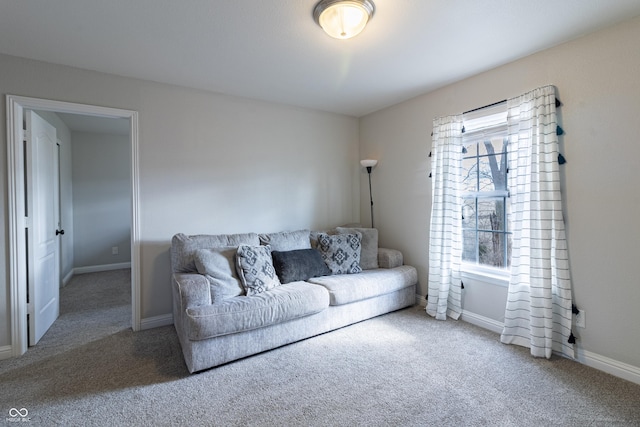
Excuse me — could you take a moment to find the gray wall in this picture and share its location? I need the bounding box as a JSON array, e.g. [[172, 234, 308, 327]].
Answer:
[[0, 53, 360, 349], [359, 16, 640, 369], [71, 131, 131, 268]]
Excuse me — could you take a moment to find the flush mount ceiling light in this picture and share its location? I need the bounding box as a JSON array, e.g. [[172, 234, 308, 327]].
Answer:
[[313, 0, 375, 40]]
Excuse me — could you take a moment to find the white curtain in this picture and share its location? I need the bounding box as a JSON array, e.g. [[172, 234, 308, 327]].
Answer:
[[500, 85, 574, 359], [426, 115, 464, 320]]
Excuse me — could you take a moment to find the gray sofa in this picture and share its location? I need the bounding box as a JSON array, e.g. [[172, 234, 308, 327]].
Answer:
[[171, 228, 418, 373]]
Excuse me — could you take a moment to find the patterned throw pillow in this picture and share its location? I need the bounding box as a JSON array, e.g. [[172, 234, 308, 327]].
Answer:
[[235, 245, 281, 296], [316, 233, 362, 275], [336, 227, 379, 270]]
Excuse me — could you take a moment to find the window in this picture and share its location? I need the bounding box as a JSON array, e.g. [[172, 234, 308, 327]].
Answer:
[[461, 105, 511, 269]]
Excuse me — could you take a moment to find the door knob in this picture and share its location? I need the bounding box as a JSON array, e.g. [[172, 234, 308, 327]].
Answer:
[[56, 229, 65, 236]]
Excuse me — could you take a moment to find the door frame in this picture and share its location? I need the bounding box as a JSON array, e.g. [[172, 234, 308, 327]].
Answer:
[[6, 94, 141, 356]]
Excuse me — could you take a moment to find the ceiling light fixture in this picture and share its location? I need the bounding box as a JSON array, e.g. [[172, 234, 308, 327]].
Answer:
[[313, 0, 375, 40]]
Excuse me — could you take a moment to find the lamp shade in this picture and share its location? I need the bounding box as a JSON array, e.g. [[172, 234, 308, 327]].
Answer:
[[360, 159, 378, 168], [314, 0, 375, 40]]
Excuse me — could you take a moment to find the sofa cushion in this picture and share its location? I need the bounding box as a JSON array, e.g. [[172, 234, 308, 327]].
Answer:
[[194, 247, 244, 302], [336, 227, 379, 270], [184, 282, 330, 341], [236, 245, 281, 296], [307, 266, 418, 306], [272, 248, 330, 284], [171, 233, 260, 273], [259, 229, 311, 252], [316, 232, 362, 275]]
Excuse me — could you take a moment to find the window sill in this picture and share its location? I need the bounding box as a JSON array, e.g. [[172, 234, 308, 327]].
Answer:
[[461, 263, 510, 287]]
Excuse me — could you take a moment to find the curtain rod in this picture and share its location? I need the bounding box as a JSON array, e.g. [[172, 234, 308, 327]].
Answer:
[[464, 97, 562, 115], [463, 100, 506, 115]]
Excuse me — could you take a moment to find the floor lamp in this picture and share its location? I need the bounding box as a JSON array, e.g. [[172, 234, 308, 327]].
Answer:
[[360, 159, 378, 228]]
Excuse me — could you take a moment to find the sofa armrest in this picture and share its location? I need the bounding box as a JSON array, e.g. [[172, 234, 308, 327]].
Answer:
[[378, 248, 404, 269], [173, 273, 211, 309]]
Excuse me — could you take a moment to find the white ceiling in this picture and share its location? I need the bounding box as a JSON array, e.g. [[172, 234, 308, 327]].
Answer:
[[2, 0, 640, 118]]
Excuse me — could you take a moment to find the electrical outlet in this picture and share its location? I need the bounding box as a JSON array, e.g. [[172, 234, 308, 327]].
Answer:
[[112, 246, 119, 255], [576, 310, 586, 328]]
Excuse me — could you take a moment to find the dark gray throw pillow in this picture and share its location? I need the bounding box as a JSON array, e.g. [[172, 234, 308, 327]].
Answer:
[[271, 249, 331, 284]]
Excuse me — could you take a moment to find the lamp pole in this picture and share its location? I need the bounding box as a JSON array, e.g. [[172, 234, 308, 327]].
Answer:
[[366, 166, 374, 228], [360, 159, 378, 228]]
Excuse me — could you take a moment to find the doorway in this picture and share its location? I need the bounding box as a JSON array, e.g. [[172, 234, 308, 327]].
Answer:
[[6, 95, 141, 357]]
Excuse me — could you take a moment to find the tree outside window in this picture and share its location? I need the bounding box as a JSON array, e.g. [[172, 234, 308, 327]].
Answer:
[[461, 135, 511, 268]]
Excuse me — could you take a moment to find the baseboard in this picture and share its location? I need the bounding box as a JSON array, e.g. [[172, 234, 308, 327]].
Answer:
[[0, 345, 13, 360], [417, 294, 640, 385], [140, 313, 173, 330], [62, 269, 74, 287], [460, 310, 640, 384], [575, 348, 640, 385], [74, 262, 131, 275], [460, 310, 505, 334]]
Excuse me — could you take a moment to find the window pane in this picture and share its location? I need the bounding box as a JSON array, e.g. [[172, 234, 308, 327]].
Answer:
[[478, 231, 506, 267], [462, 230, 476, 263], [477, 199, 504, 231], [461, 157, 478, 193], [478, 137, 507, 156], [478, 153, 506, 191], [463, 143, 477, 158], [461, 129, 511, 270], [462, 199, 476, 229]]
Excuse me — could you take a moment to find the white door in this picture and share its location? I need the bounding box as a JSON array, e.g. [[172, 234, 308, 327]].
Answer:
[[26, 111, 60, 346]]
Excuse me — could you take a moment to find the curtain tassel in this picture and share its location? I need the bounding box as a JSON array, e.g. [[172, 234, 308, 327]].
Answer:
[[572, 304, 580, 315], [556, 125, 564, 135], [558, 153, 567, 164], [428, 172, 432, 178], [461, 281, 464, 290], [568, 332, 576, 344]]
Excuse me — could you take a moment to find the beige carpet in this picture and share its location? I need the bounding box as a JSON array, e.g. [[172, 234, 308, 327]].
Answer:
[[1, 269, 639, 426]]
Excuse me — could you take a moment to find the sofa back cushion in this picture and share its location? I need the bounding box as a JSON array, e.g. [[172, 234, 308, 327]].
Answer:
[[258, 229, 311, 252], [171, 232, 260, 273]]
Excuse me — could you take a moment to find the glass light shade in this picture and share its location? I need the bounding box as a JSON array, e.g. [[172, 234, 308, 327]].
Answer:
[[314, 0, 375, 40], [360, 159, 378, 168]]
